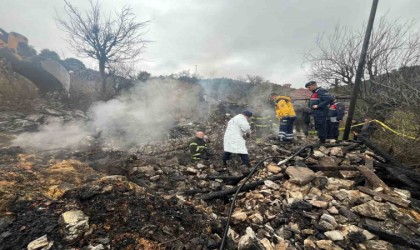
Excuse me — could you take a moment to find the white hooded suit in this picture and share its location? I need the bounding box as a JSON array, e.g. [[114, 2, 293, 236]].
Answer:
[[223, 114, 251, 154]]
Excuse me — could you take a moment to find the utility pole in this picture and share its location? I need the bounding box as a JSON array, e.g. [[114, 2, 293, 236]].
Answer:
[[343, 0, 379, 140]]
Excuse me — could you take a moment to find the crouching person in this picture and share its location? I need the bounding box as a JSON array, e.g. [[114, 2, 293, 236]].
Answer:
[[189, 131, 212, 162]]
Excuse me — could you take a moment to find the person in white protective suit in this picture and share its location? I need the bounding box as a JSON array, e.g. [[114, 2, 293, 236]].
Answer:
[[222, 110, 253, 167]]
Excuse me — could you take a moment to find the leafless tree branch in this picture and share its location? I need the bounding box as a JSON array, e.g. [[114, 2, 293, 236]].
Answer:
[[56, 0, 150, 98]]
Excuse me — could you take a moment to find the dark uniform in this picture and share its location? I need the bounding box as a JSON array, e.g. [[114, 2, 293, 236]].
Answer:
[[189, 137, 211, 161], [308, 87, 333, 142], [251, 113, 273, 141], [327, 101, 345, 140], [294, 102, 311, 136]]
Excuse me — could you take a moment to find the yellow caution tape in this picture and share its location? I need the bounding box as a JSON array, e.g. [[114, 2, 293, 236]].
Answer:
[[371, 119, 417, 140], [339, 119, 418, 140]]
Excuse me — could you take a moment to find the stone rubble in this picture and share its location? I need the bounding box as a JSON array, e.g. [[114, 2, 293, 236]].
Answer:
[[0, 106, 419, 249]]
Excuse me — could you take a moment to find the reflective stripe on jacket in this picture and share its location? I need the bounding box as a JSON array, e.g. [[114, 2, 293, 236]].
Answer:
[[189, 137, 207, 160], [251, 115, 272, 128]]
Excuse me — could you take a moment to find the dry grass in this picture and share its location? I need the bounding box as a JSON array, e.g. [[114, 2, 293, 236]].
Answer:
[[373, 110, 420, 165]]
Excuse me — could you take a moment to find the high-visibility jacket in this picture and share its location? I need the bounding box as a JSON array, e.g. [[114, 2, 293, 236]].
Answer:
[[273, 96, 296, 120], [251, 113, 272, 129], [189, 137, 209, 161]]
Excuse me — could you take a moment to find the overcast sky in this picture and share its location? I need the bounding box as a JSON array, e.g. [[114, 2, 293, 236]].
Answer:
[[1, 0, 420, 87]]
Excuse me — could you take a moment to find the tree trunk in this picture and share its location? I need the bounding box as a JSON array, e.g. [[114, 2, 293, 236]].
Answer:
[[99, 60, 107, 99]]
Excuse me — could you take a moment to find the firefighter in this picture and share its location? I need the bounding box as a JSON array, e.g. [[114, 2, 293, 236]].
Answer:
[[270, 93, 296, 143], [305, 81, 333, 143], [327, 97, 345, 141], [251, 105, 273, 143], [189, 131, 211, 161]]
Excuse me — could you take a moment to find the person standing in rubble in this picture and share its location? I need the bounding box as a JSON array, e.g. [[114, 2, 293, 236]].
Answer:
[[251, 105, 273, 143], [293, 101, 311, 137], [270, 93, 296, 143], [326, 97, 345, 141], [189, 131, 211, 161], [223, 110, 253, 167], [305, 81, 333, 143]]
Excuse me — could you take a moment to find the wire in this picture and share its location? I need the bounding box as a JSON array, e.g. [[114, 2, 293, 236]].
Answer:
[[219, 156, 277, 250], [218, 144, 315, 249]]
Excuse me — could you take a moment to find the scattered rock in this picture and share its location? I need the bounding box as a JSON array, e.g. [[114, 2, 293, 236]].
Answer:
[[285, 166, 315, 185], [59, 210, 89, 242], [266, 163, 282, 174], [324, 230, 344, 241], [232, 210, 248, 222], [318, 156, 338, 167], [27, 235, 53, 250], [329, 147, 343, 157], [238, 227, 264, 250], [351, 200, 390, 220], [309, 199, 329, 209], [318, 213, 338, 231]]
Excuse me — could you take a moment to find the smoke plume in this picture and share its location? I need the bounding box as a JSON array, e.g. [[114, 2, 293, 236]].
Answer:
[[13, 78, 203, 151]]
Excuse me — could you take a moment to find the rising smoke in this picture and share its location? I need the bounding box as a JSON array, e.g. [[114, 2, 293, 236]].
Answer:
[[13, 78, 203, 151]]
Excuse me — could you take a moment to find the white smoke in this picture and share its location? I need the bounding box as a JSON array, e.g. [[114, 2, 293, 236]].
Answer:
[[12, 117, 91, 151], [13, 78, 203, 151]]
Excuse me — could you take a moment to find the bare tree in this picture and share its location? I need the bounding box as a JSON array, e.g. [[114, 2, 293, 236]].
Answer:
[[304, 16, 420, 116], [56, 0, 149, 97]]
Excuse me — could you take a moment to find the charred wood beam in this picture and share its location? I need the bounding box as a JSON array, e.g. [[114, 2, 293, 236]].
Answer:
[[356, 165, 391, 192], [203, 175, 248, 181], [357, 186, 410, 207], [374, 162, 420, 181], [322, 142, 357, 148], [358, 135, 400, 166], [342, 142, 362, 154], [197, 174, 283, 201], [181, 189, 209, 195], [370, 154, 387, 164], [359, 136, 420, 189], [381, 166, 420, 189], [201, 175, 249, 185], [361, 218, 420, 249], [307, 165, 358, 171]]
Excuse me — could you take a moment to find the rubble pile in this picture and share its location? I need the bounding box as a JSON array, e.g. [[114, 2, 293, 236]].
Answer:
[[0, 107, 420, 250], [205, 145, 420, 250]]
